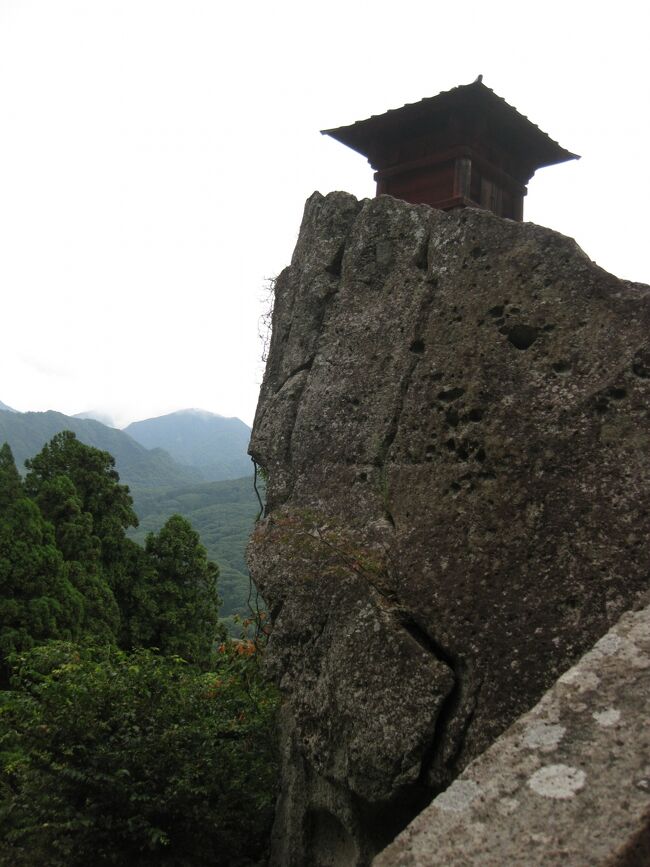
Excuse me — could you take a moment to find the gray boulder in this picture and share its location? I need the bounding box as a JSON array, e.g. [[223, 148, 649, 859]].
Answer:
[[248, 192, 650, 865]]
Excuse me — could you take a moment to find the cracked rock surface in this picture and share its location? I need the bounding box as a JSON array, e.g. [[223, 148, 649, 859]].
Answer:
[[374, 601, 650, 866], [247, 192, 650, 866]]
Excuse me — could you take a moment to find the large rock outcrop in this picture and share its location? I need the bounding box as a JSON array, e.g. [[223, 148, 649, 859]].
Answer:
[[247, 192, 650, 866]]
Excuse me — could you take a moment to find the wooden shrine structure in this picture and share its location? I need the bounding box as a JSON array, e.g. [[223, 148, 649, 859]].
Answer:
[[322, 79, 578, 220]]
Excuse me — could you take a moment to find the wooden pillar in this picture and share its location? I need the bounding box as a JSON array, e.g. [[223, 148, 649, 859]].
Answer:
[[513, 194, 524, 221], [453, 157, 471, 199]]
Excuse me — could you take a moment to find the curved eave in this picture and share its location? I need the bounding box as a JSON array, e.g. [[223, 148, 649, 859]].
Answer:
[[322, 80, 580, 170]]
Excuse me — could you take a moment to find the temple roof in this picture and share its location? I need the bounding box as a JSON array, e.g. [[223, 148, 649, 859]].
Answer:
[[322, 79, 579, 171]]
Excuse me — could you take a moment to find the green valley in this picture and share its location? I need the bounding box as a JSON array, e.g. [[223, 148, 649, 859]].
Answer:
[[129, 475, 261, 627]]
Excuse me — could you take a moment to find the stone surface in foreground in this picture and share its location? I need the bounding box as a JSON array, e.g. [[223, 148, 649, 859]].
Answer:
[[374, 601, 650, 866]]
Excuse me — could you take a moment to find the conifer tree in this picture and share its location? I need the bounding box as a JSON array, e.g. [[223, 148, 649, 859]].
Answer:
[[0, 443, 82, 684], [25, 432, 141, 642], [25, 431, 138, 567], [0, 443, 22, 511], [31, 474, 119, 641], [144, 515, 222, 666]]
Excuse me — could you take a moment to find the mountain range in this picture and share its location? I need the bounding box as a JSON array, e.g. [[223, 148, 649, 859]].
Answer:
[[0, 406, 252, 488], [0, 409, 202, 488]]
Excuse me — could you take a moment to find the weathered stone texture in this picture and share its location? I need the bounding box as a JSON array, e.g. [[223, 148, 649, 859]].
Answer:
[[374, 601, 650, 866], [248, 191, 650, 865]]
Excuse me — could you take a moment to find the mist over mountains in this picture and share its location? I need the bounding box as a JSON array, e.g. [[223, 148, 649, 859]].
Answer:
[[73, 409, 116, 427]]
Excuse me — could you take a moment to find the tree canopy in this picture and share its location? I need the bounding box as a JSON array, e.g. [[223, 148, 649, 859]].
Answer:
[[25, 430, 138, 566], [0, 433, 278, 866], [2, 433, 224, 665], [0, 445, 82, 685], [0, 444, 22, 511], [144, 515, 222, 666], [0, 642, 278, 867]]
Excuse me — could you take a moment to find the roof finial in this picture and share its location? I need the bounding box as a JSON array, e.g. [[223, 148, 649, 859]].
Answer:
[[474, 74, 483, 84]]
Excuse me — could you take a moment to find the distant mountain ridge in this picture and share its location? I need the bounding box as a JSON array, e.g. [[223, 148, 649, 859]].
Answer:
[[0, 400, 18, 413], [124, 409, 252, 482], [0, 409, 202, 489], [0, 407, 252, 486]]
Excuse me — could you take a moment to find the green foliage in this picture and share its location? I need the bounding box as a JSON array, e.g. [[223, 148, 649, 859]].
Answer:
[[0, 444, 22, 511], [0, 642, 279, 867], [109, 537, 159, 651], [144, 515, 222, 666], [28, 472, 120, 641], [33, 474, 100, 562], [24, 433, 144, 644], [3, 433, 229, 657], [0, 446, 83, 684], [0, 435, 280, 865], [25, 431, 138, 565]]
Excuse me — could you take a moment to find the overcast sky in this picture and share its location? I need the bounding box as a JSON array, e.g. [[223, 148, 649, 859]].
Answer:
[[1, 0, 648, 428]]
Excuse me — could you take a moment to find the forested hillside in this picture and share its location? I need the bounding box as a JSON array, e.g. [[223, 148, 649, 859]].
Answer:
[[0, 433, 278, 866], [130, 476, 262, 625]]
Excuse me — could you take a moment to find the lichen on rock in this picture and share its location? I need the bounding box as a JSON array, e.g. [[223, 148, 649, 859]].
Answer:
[[248, 191, 650, 866]]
